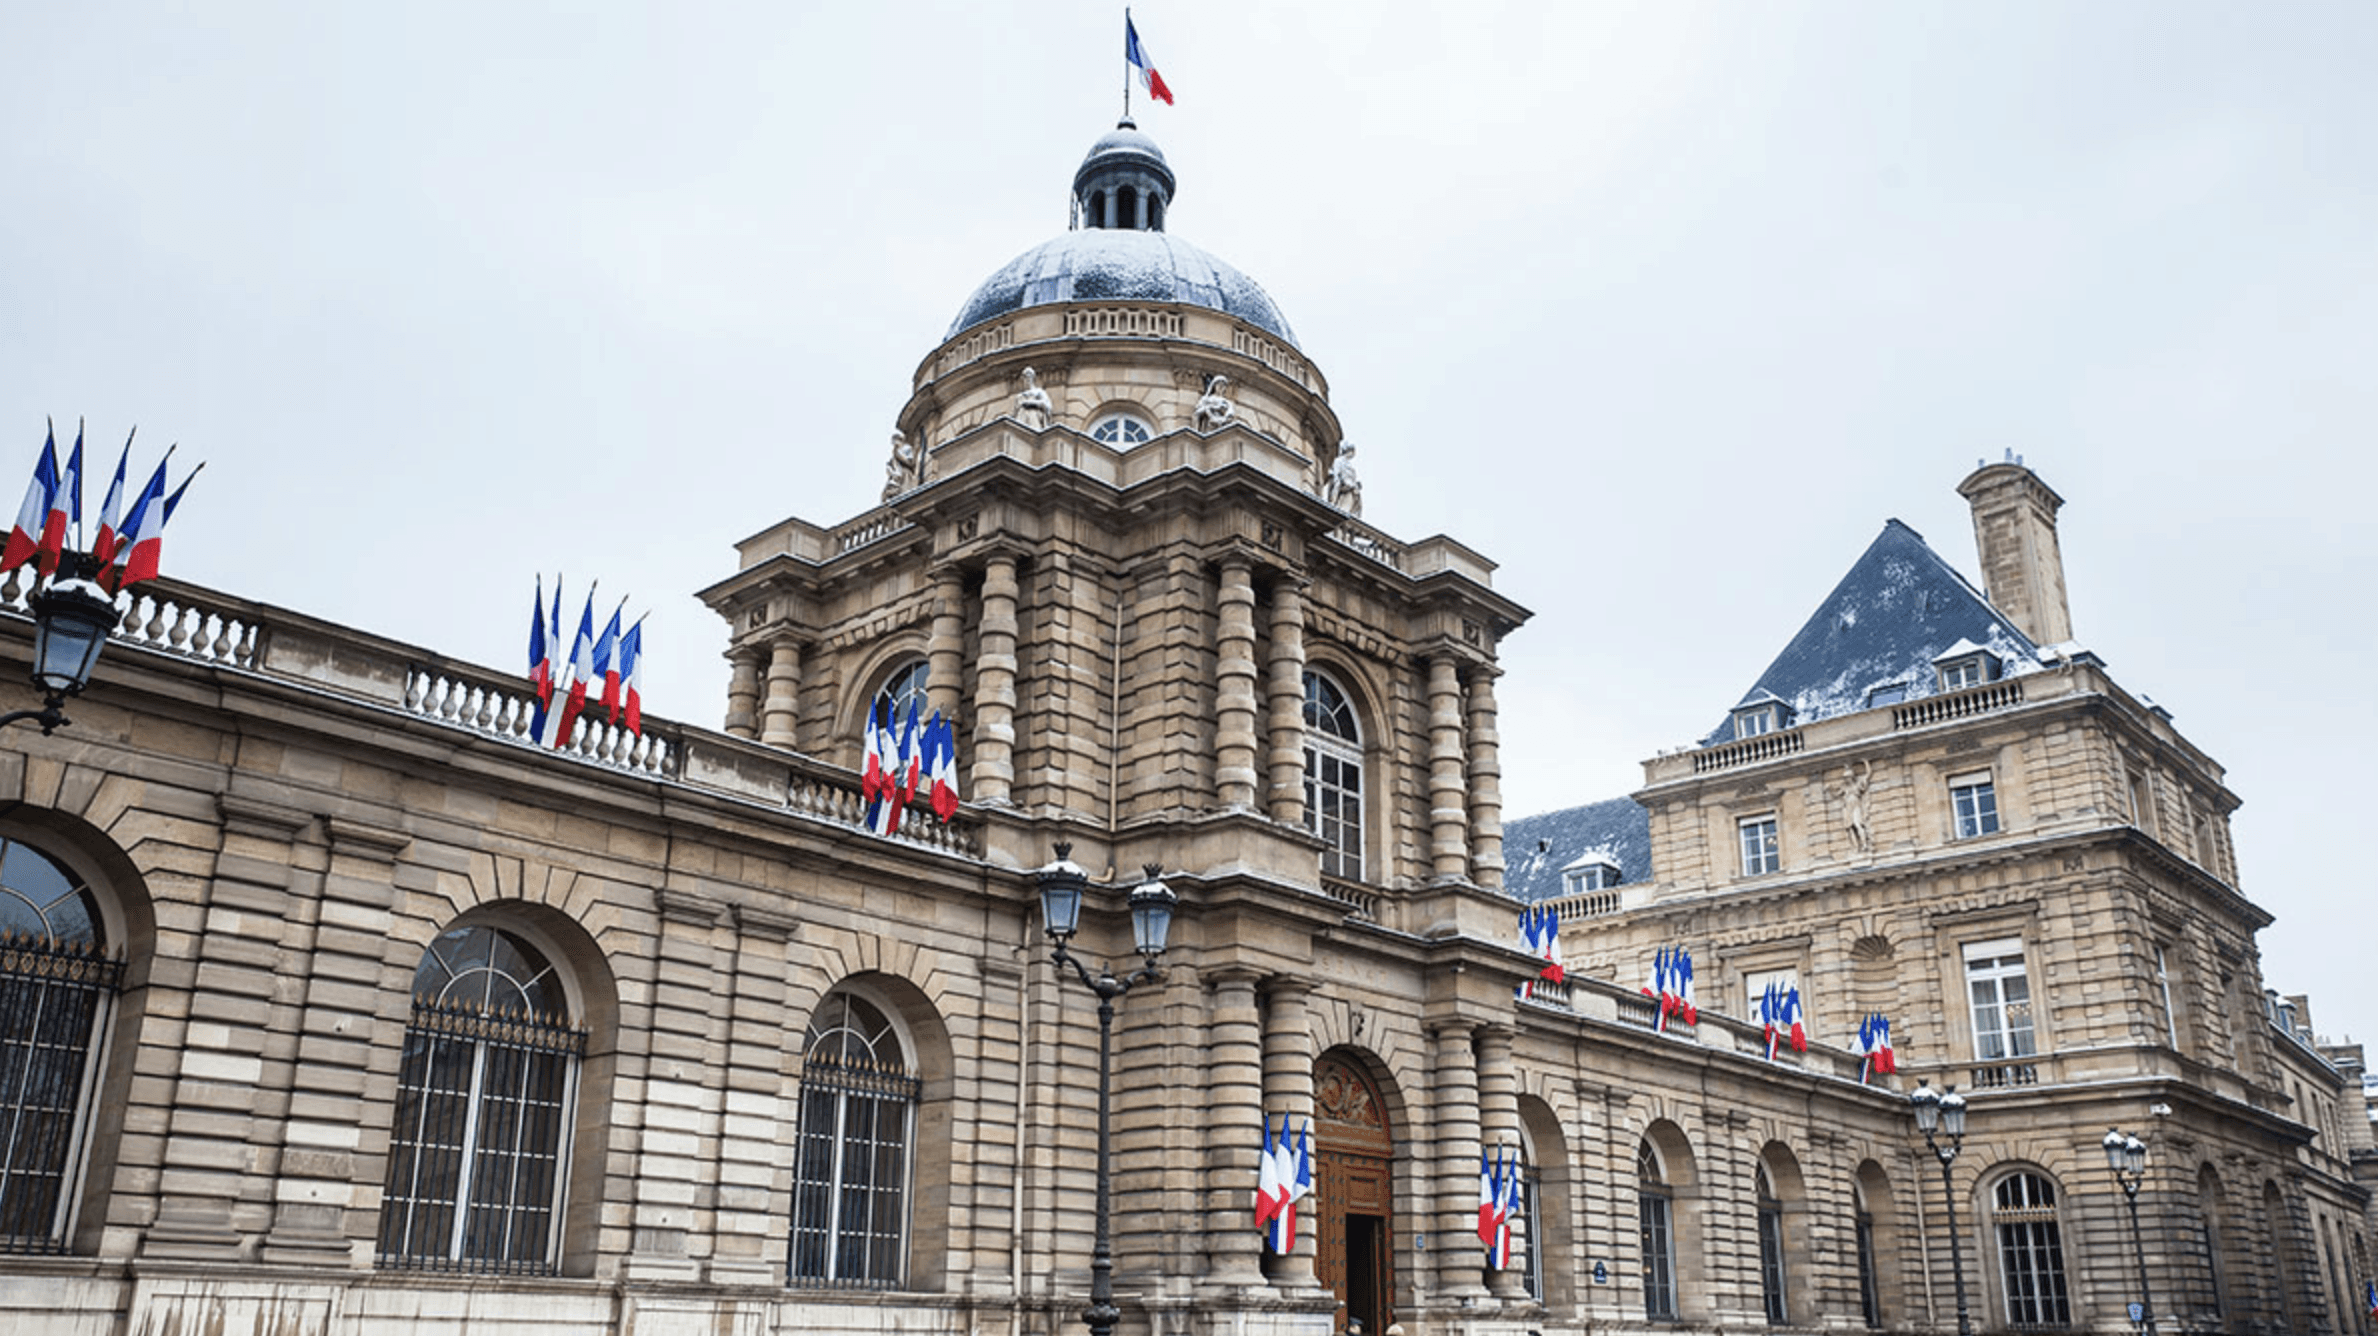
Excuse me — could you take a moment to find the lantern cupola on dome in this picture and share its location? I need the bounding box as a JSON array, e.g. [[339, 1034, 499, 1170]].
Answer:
[[1072, 118, 1174, 231]]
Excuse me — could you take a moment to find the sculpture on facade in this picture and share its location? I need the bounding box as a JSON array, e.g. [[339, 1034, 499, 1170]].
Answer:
[[1841, 758, 1873, 855], [1324, 443, 1364, 517], [1014, 367, 1053, 431], [1192, 374, 1235, 432], [882, 430, 919, 502]]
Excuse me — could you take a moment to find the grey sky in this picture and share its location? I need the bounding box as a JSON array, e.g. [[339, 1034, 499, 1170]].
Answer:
[[5, 4, 2374, 1041]]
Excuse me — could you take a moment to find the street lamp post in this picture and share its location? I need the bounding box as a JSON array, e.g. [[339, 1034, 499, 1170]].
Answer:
[[1912, 1081, 1974, 1336], [2103, 1128, 2157, 1335], [1036, 843, 1178, 1336], [2, 556, 118, 734]]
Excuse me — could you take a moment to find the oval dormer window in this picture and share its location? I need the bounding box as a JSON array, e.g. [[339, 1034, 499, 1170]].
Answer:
[[1091, 412, 1153, 446]]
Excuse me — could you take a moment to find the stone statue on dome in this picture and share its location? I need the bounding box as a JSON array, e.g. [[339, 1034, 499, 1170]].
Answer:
[[1014, 368, 1053, 431], [1192, 374, 1235, 432], [1324, 443, 1363, 517], [882, 430, 919, 502]]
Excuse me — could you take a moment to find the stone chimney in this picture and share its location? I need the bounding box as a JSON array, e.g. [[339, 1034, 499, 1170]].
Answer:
[[1956, 457, 2073, 647]]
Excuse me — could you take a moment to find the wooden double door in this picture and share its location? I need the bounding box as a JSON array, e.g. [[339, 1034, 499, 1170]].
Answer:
[[1314, 1056, 1395, 1336]]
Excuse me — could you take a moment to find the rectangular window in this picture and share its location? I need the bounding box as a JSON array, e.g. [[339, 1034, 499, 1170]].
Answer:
[[1855, 1209, 1882, 1328], [1758, 1203, 1787, 1323], [1739, 815, 1779, 876], [1744, 967, 1798, 1025], [1639, 1192, 1676, 1320], [1736, 707, 1774, 739], [2155, 944, 2179, 1050], [1520, 1166, 1543, 1300], [2126, 768, 2156, 836], [1940, 658, 1984, 690], [1964, 939, 2038, 1077], [1950, 772, 2001, 839]]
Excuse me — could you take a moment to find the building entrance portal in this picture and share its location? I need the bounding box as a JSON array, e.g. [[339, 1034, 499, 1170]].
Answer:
[[1315, 1054, 1395, 1336]]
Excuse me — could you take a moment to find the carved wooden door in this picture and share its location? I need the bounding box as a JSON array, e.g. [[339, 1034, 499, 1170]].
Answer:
[[1314, 1055, 1394, 1336]]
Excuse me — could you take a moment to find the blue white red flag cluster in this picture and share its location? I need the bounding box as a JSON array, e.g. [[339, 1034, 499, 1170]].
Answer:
[[1759, 980, 1808, 1061], [525, 577, 647, 748], [3, 421, 199, 594], [861, 698, 961, 836], [1476, 1145, 1520, 1269], [1124, 14, 1174, 107], [1253, 1114, 1311, 1255], [2364, 1277, 2376, 1320], [1855, 1013, 1898, 1084], [1514, 904, 1564, 999], [1642, 946, 1698, 1032]]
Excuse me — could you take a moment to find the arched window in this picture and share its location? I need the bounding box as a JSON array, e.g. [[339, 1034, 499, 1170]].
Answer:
[[874, 660, 931, 733], [0, 837, 119, 1253], [378, 925, 584, 1274], [1090, 412, 1153, 446], [1853, 1183, 1882, 1328], [1638, 1142, 1676, 1321], [791, 989, 917, 1288], [1990, 1171, 2072, 1328], [1302, 670, 1364, 880], [2194, 1163, 2228, 1325], [1756, 1163, 1787, 1324]]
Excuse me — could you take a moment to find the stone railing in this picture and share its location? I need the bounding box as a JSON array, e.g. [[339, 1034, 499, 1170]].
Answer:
[[1552, 889, 1623, 920], [1323, 519, 1406, 572], [1320, 876, 1380, 922], [0, 572, 983, 861], [1062, 306, 1183, 340], [1893, 679, 2024, 731], [1519, 978, 1571, 1010], [1228, 326, 1314, 390], [1967, 1060, 2041, 1090], [929, 319, 1016, 381], [1692, 728, 1805, 774], [832, 507, 912, 554]]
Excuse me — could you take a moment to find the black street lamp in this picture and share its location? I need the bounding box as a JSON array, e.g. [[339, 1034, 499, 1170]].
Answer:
[[1036, 843, 1177, 1336], [1912, 1081, 1974, 1336], [3, 558, 118, 734], [2103, 1128, 2157, 1334]]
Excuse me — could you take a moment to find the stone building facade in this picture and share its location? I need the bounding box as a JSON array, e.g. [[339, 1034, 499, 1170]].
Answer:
[[0, 119, 2367, 1336]]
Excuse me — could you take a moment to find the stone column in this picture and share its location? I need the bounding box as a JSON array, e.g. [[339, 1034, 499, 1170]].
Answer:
[[1428, 655, 1470, 882], [724, 646, 763, 739], [1215, 557, 1260, 811], [1265, 580, 1307, 825], [708, 905, 797, 1284], [1202, 968, 1268, 1290], [928, 567, 967, 723], [1430, 1020, 1488, 1301], [972, 553, 1020, 805], [760, 638, 802, 748], [1476, 1024, 1526, 1299], [1261, 979, 1320, 1288], [1466, 666, 1506, 891]]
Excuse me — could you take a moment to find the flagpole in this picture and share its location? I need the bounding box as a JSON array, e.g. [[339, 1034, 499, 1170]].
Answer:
[[1122, 9, 1132, 120]]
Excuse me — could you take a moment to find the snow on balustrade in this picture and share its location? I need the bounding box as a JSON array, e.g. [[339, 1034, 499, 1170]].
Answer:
[[1891, 679, 2024, 730], [1691, 727, 1806, 774]]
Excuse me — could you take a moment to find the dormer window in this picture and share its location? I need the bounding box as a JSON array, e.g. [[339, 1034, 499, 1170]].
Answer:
[[1090, 411, 1153, 446], [1932, 641, 2001, 692], [1563, 855, 1621, 896], [1731, 696, 1793, 740], [1865, 681, 1909, 708]]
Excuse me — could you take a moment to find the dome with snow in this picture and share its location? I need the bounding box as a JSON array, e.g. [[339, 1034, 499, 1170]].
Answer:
[[945, 120, 1299, 348]]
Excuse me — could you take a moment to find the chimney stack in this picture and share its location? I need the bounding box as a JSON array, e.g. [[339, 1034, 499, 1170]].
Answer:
[[1956, 457, 2073, 647]]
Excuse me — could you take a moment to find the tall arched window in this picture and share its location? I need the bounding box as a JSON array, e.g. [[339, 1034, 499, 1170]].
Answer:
[[1302, 670, 1364, 880], [1990, 1171, 2072, 1328], [874, 660, 931, 732], [1853, 1183, 1882, 1329], [0, 837, 119, 1253], [1756, 1164, 1787, 1324], [379, 925, 584, 1274], [791, 989, 917, 1288], [1638, 1142, 1677, 1321], [2194, 1163, 2228, 1326]]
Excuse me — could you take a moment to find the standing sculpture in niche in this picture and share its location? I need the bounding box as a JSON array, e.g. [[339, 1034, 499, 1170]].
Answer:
[[882, 430, 920, 502], [1192, 374, 1235, 432], [1014, 367, 1053, 431], [1324, 443, 1364, 517], [1840, 758, 1873, 855]]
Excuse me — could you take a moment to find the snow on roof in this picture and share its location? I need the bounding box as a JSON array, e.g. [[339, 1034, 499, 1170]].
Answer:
[[1503, 798, 1653, 904]]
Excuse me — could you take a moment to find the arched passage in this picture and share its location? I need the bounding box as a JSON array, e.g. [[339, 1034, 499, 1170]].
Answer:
[[1314, 1051, 1396, 1336]]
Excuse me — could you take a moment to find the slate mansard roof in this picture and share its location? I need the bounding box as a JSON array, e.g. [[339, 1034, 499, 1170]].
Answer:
[[1502, 798, 1654, 905], [1698, 518, 2045, 747]]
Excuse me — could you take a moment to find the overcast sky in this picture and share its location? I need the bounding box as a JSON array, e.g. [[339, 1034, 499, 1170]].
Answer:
[[5, 3, 2374, 1044]]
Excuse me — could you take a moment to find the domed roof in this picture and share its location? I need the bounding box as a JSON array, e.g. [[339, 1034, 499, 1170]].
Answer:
[[1073, 124, 1174, 195], [946, 230, 1299, 348]]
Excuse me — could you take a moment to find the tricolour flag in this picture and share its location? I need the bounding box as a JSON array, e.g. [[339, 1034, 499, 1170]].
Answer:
[[1489, 1149, 1518, 1270], [2364, 1277, 2376, 1320], [1539, 906, 1564, 984], [527, 576, 553, 707], [1783, 984, 1807, 1053], [1762, 980, 1783, 1061], [90, 430, 133, 569], [37, 422, 82, 580], [2, 426, 59, 574], [1255, 1114, 1283, 1233], [1124, 15, 1174, 106], [1266, 1117, 1303, 1256], [925, 709, 959, 821], [592, 602, 625, 723], [896, 699, 924, 809], [1675, 947, 1698, 1024], [100, 454, 170, 592], [619, 619, 646, 736], [554, 592, 598, 747], [1642, 947, 1670, 1032], [1476, 1147, 1501, 1252]]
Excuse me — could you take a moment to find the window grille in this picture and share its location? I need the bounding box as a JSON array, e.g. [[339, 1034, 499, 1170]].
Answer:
[[0, 934, 119, 1253], [1756, 1165, 1787, 1324], [1991, 1172, 2072, 1329], [1637, 1143, 1676, 1321], [790, 993, 918, 1289]]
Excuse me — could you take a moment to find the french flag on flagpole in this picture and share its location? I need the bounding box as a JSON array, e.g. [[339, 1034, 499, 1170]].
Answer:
[[593, 602, 625, 724], [1254, 1114, 1283, 1237], [90, 429, 133, 570], [554, 592, 598, 747], [1125, 13, 1174, 106], [100, 455, 170, 593], [618, 618, 646, 737], [527, 576, 553, 708], [1784, 984, 1807, 1053], [2, 425, 59, 575], [37, 422, 82, 580], [926, 710, 959, 821]]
